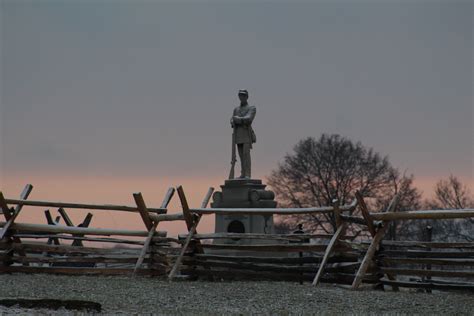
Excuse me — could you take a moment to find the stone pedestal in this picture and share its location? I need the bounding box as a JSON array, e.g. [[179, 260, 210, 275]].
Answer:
[[210, 179, 278, 255], [211, 179, 277, 209]]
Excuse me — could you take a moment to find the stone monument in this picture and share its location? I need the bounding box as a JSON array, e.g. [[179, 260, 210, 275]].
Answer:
[[211, 90, 277, 252]]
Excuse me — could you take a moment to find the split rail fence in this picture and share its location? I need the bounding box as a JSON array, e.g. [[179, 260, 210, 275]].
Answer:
[[170, 190, 474, 292], [0, 184, 181, 276], [1, 184, 473, 292]]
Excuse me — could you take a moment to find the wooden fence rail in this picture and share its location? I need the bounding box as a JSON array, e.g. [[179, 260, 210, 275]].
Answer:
[[190, 201, 357, 215], [4, 199, 167, 214], [172, 188, 474, 293], [1, 184, 473, 293], [370, 209, 474, 221], [0, 184, 178, 276]]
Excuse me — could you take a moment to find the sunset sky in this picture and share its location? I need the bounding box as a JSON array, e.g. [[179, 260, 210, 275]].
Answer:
[[1, 1, 472, 235]]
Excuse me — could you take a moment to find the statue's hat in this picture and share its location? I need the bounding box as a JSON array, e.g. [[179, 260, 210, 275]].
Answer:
[[238, 89, 249, 95]]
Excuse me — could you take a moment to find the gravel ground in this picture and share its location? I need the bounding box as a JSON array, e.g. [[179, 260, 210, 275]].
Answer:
[[0, 274, 472, 315]]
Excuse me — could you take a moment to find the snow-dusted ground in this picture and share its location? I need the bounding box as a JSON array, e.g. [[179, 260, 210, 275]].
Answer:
[[0, 274, 472, 315]]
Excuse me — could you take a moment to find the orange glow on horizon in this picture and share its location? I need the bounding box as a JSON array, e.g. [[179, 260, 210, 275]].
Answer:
[[2, 172, 472, 238], [1, 173, 225, 236]]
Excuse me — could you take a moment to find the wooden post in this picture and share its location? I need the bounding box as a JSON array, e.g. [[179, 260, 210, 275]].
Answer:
[[0, 185, 34, 265], [133, 193, 153, 231], [44, 210, 61, 245], [58, 208, 74, 226], [134, 188, 178, 276], [133, 221, 159, 276], [72, 213, 93, 247], [160, 187, 175, 209], [312, 223, 346, 286], [168, 216, 201, 281], [42, 210, 62, 262], [351, 223, 389, 290], [0, 185, 34, 239], [0, 193, 13, 221], [201, 187, 215, 209], [333, 199, 342, 229], [0, 193, 13, 267], [176, 186, 194, 231], [176, 186, 205, 254], [58, 208, 93, 246], [425, 225, 433, 293], [80, 213, 93, 227], [378, 256, 400, 292], [168, 187, 214, 281], [355, 191, 376, 237], [352, 193, 401, 290]]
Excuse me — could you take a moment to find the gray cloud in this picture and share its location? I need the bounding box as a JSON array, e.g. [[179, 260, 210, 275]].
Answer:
[[1, 1, 472, 182]]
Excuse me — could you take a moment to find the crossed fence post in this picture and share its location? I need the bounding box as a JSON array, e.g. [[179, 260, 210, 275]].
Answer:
[[168, 186, 214, 281]]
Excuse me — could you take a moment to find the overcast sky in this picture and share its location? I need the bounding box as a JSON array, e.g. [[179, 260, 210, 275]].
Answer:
[[1, 1, 473, 199]]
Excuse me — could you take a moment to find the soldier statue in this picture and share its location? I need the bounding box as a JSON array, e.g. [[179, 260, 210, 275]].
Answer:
[[230, 90, 256, 179]]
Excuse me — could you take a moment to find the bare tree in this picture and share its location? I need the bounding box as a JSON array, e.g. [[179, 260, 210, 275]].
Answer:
[[428, 175, 474, 210], [425, 175, 474, 241], [268, 134, 420, 235], [373, 174, 423, 240]]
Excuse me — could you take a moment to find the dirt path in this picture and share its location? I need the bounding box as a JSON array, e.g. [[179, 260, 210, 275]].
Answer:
[[0, 274, 472, 315]]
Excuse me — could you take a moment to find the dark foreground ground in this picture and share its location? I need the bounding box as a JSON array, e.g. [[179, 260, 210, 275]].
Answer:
[[0, 274, 472, 315]]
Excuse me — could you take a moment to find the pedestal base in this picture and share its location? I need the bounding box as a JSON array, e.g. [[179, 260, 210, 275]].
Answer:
[[210, 179, 279, 256], [211, 179, 277, 209]]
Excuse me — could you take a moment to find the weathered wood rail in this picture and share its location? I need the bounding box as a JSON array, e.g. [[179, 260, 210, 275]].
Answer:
[[0, 184, 178, 276], [170, 192, 378, 286], [171, 190, 474, 292], [376, 237, 474, 292], [1, 184, 473, 293]]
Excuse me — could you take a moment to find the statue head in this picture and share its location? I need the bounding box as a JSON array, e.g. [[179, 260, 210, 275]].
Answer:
[[238, 89, 249, 102]]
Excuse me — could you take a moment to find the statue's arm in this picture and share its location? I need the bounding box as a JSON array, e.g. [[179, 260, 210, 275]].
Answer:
[[230, 107, 238, 126], [240, 106, 256, 125]]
